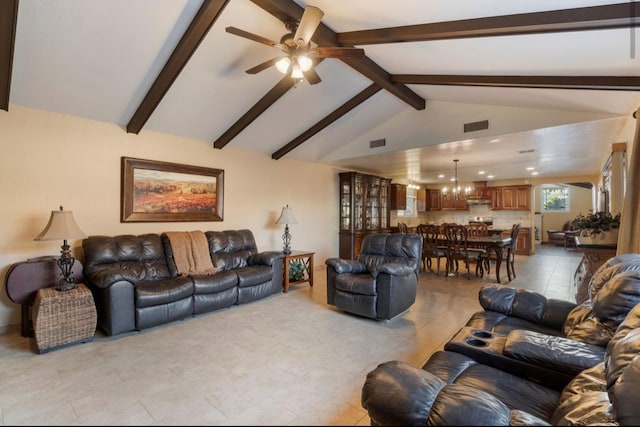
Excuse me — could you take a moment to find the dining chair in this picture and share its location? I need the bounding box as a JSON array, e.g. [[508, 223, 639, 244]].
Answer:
[[481, 223, 521, 281], [443, 225, 485, 279], [466, 223, 489, 249], [398, 222, 409, 233], [416, 224, 446, 275], [439, 222, 457, 235]]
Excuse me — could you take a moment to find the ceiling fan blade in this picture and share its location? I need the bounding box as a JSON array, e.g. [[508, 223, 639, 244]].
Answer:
[[294, 6, 324, 47], [310, 47, 365, 58], [226, 26, 283, 49], [303, 68, 321, 85], [245, 57, 281, 74]]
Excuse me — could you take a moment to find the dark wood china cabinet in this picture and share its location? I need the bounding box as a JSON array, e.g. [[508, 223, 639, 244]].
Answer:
[[339, 172, 391, 259]]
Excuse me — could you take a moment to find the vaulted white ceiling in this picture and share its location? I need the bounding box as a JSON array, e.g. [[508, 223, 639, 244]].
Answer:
[[7, 0, 640, 184]]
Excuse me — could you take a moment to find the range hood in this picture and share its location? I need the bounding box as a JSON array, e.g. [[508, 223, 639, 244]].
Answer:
[[466, 198, 492, 206]]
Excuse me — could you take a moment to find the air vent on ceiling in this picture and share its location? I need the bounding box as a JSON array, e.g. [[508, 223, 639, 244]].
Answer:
[[463, 120, 489, 133], [370, 138, 386, 148]]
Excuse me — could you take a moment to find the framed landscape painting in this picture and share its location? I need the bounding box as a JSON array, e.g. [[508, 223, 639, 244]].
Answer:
[[121, 157, 224, 222]]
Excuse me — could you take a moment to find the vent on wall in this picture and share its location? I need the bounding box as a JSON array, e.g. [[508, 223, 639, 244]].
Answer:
[[464, 120, 489, 133], [370, 138, 386, 148]]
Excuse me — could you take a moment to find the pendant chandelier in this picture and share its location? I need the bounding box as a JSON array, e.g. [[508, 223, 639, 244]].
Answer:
[[442, 159, 471, 200]]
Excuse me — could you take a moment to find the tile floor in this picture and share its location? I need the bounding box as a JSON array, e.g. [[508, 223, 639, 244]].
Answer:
[[0, 245, 582, 426]]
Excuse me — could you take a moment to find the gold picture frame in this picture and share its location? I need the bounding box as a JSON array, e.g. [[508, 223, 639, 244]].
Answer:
[[121, 157, 224, 222]]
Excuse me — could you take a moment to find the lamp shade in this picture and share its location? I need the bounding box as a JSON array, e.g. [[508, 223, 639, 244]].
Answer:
[[276, 205, 298, 225], [34, 207, 86, 241]]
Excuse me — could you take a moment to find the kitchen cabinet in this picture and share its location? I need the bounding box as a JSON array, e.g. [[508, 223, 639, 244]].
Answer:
[[490, 187, 502, 210], [338, 172, 391, 260], [441, 195, 468, 210], [501, 185, 531, 211], [390, 183, 407, 210], [489, 185, 531, 211], [416, 189, 426, 212], [426, 189, 442, 211]]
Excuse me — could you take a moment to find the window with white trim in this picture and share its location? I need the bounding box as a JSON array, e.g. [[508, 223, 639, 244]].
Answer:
[[541, 184, 569, 212]]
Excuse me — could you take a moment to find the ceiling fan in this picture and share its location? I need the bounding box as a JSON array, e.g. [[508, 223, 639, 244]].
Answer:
[[225, 5, 365, 85]]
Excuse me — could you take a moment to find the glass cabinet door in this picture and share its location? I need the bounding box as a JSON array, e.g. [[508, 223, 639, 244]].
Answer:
[[367, 179, 380, 230], [380, 180, 389, 229], [354, 176, 364, 232], [340, 182, 351, 232]]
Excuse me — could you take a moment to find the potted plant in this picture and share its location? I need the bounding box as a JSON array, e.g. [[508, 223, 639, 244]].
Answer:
[[571, 211, 621, 237], [289, 259, 306, 282]]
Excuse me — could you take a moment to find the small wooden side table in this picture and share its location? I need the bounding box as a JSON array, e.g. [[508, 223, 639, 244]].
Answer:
[[283, 251, 315, 293], [32, 283, 97, 354]]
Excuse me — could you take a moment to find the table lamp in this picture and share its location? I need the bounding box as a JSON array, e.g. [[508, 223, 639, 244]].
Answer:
[[34, 206, 86, 291], [276, 204, 298, 254]]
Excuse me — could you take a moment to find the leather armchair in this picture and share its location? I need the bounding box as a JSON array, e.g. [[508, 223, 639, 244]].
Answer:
[[546, 220, 574, 246], [325, 233, 422, 320]]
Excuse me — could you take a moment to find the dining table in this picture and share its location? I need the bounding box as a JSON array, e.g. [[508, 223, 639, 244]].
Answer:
[[436, 234, 512, 283]]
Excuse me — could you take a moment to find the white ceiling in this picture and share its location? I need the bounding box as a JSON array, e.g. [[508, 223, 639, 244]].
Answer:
[[9, 0, 640, 185]]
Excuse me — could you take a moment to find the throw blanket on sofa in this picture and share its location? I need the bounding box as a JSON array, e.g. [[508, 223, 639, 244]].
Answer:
[[165, 231, 219, 276]]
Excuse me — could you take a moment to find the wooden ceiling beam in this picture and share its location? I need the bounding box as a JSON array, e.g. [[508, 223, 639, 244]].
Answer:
[[0, 0, 19, 111], [337, 2, 640, 45], [213, 76, 295, 149], [272, 83, 382, 160], [250, 0, 425, 111], [391, 75, 640, 91], [126, 0, 230, 134]]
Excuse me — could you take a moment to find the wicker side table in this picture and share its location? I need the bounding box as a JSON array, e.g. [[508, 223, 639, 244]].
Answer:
[[32, 283, 97, 354]]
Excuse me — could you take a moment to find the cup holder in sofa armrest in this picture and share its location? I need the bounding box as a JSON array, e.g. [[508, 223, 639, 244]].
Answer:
[[465, 338, 489, 347], [471, 330, 493, 339]]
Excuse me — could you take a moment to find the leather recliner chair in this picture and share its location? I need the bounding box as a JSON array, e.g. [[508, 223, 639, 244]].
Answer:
[[325, 233, 422, 320]]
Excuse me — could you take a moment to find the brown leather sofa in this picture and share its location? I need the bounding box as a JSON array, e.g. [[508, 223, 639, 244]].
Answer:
[[82, 229, 283, 336]]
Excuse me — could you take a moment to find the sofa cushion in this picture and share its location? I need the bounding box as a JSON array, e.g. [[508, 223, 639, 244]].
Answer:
[[236, 265, 273, 287], [335, 273, 376, 296], [357, 233, 421, 273], [424, 351, 561, 421], [588, 254, 640, 301], [135, 277, 193, 308], [83, 234, 171, 281], [192, 270, 237, 294]]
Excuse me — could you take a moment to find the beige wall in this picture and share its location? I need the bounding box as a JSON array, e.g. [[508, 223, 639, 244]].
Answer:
[[532, 184, 594, 242], [0, 106, 342, 329]]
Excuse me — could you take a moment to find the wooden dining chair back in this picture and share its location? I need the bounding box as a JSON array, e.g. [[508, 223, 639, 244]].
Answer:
[[481, 223, 521, 282], [398, 222, 409, 233], [467, 223, 488, 249], [443, 225, 485, 279], [505, 223, 522, 280], [416, 224, 446, 275], [439, 222, 457, 235], [467, 223, 488, 236]]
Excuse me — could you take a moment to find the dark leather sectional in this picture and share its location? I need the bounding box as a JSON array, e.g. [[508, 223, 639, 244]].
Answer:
[[361, 254, 640, 425], [82, 229, 283, 336]]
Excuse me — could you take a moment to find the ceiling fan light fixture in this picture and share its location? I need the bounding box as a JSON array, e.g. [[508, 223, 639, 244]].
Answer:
[[275, 57, 291, 74], [297, 55, 312, 72], [291, 64, 304, 79]]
